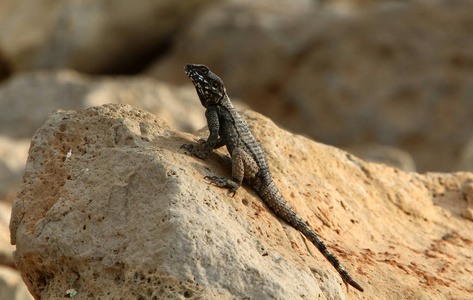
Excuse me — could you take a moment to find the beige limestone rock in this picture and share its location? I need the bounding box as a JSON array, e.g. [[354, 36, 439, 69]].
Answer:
[[0, 71, 208, 213], [10, 104, 473, 299]]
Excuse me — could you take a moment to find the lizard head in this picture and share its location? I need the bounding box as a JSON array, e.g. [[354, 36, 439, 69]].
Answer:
[[184, 64, 226, 107]]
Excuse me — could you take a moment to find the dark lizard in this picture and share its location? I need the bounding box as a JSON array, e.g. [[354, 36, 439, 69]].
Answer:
[[181, 63, 364, 292]]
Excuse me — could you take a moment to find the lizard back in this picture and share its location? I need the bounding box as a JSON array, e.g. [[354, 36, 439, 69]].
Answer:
[[221, 97, 270, 175]]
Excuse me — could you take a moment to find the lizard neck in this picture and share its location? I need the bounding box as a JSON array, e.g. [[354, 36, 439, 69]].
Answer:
[[220, 95, 233, 108]]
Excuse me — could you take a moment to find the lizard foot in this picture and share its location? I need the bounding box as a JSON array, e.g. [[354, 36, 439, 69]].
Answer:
[[180, 143, 194, 151], [180, 143, 207, 159], [204, 176, 239, 197]]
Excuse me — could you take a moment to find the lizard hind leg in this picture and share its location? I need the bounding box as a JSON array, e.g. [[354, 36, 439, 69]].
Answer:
[[205, 147, 256, 197], [204, 176, 239, 197]]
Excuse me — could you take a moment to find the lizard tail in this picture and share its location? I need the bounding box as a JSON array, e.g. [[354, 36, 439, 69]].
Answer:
[[258, 180, 364, 292]]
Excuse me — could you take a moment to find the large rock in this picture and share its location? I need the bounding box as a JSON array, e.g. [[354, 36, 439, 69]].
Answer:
[[10, 104, 473, 299], [0, 0, 215, 74], [149, 0, 473, 172], [0, 71, 206, 139]]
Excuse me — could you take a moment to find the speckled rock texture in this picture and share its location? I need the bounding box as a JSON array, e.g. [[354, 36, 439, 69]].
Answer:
[[10, 104, 473, 299]]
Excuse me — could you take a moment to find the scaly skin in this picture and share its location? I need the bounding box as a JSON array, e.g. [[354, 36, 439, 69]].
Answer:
[[181, 64, 364, 292]]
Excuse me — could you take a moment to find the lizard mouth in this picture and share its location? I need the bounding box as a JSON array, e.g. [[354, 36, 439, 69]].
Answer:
[[184, 64, 196, 78], [184, 69, 205, 89], [184, 64, 212, 99], [186, 73, 201, 88], [184, 68, 191, 77]]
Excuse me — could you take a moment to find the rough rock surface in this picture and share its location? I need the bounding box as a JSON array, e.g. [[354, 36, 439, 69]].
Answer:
[[149, 0, 473, 172], [10, 104, 473, 299], [0, 0, 216, 74]]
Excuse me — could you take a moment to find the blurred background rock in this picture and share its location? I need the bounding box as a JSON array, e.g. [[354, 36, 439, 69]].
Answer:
[[0, 0, 472, 298]]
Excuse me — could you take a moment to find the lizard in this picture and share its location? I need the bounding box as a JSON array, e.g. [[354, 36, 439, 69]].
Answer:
[[181, 63, 364, 292]]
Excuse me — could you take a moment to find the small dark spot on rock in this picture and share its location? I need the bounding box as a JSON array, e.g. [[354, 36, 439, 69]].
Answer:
[[183, 291, 192, 298]]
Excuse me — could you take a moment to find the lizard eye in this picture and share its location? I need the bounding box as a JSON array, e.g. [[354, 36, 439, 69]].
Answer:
[[201, 68, 208, 75]]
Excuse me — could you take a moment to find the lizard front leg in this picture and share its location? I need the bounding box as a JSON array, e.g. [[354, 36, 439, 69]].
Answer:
[[205, 147, 258, 196], [181, 137, 224, 158], [181, 106, 221, 159]]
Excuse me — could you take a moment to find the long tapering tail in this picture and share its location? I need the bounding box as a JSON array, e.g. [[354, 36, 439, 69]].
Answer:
[[258, 179, 364, 292]]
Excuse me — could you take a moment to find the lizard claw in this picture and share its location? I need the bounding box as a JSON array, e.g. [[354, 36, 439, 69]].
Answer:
[[204, 175, 222, 185], [229, 189, 237, 198], [180, 143, 194, 151], [181, 144, 208, 159], [204, 176, 239, 197]]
